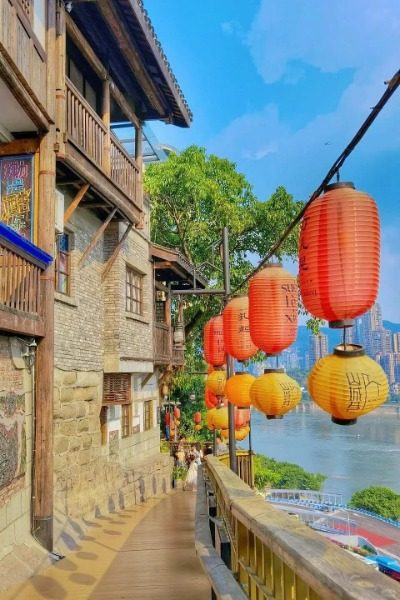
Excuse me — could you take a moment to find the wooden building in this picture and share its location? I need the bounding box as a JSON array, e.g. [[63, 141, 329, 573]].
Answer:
[[0, 0, 193, 575]]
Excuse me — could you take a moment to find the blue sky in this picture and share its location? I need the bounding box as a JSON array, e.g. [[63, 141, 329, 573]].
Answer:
[[146, 0, 400, 322]]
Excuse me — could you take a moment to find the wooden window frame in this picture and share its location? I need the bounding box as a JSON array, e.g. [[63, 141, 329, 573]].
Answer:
[[144, 399, 153, 431], [100, 406, 108, 446], [103, 373, 133, 439], [126, 266, 144, 316], [121, 404, 132, 438], [55, 232, 71, 295]]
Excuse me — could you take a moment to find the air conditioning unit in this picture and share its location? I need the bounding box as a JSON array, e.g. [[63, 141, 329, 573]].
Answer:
[[55, 189, 64, 233]]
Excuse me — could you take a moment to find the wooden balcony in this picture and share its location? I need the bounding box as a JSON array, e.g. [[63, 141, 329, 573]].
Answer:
[[202, 456, 400, 599], [154, 322, 184, 367], [0, 224, 52, 337], [65, 78, 142, 221], [0, 0, 50, 130]]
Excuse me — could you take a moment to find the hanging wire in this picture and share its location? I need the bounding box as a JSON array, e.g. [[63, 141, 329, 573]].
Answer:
[[233, 68, 400, 294]]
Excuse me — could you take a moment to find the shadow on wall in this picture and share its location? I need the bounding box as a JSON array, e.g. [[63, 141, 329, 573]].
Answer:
[[139, 477, 145, 502], [152, 475, 157, 495], [118, 490, 125, 509]]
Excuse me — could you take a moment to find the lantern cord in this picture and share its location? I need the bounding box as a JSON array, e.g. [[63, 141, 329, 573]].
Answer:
[[233, 68, 400, 294]]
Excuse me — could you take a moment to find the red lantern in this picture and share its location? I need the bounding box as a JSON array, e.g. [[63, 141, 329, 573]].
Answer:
[[249, 263, 298, 354], [173, 406, 180, 419], [299, 182, 380, 327], [223, 296, 257, 361], [204, 316, 225, 366], [205, 388, 218, 409], [194, 411, 202, 425], [164, 413, 170, 426]]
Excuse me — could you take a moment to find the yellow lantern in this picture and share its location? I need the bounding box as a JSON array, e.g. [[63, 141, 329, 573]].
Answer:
[[220, 428, 229, 439], [224, 373, 256, 407], [308, 344, 388, 425], [212, 406, 229, 430], [250, 368, 301, 418], [206, 369, 226, 396], [175, 420, 180, 427], [235, 426, 250, 441], [194, 424, 202, 431], [206, 409, 217, 430]]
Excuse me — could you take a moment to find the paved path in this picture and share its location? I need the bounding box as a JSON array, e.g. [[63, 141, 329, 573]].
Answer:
[[1, 491, 210, 600]]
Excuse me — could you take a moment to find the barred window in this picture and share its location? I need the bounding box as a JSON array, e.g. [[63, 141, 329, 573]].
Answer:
[[126, 267, 143, 315], [121, 404, 132, 438]]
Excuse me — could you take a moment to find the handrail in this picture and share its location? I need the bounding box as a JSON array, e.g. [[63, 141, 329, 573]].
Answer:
[[205, 456, 399, 599], [110, 132, 139, 204]]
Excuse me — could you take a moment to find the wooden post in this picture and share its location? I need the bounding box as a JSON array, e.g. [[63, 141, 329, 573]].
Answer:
[[102, 79, 111, 176], [135, 122, 143, 213], [55, 0, 66, 157], [33, 0, 56, 552]]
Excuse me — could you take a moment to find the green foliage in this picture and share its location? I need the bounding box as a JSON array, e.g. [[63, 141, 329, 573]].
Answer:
[[254, 453, 326, 492], [350, 486, 400, 520], [169, 371, 213, 442], [145, 145, 303, 365], [160, 440, 170, 454], [172, 465, 188, 480]]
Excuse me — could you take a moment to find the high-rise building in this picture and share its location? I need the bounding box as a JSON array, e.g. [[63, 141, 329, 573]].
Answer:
[[393, 333, 400, 353], [309, 333, 328, 366], [359, 302, 384, 358], [379, 354, 396, 385]]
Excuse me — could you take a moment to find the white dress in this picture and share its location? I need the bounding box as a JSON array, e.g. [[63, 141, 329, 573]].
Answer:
[[184, 459, 198, 490]]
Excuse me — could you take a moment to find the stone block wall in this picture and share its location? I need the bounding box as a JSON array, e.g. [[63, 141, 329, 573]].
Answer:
[[0, 336, 33, 560]]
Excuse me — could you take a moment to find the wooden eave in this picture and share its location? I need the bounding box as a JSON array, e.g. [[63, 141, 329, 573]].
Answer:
[[151, 243, 207, 289], [69, 1, 192, 127]]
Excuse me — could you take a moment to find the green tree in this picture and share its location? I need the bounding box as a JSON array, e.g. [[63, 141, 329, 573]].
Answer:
[[350, 486, 400, 520], [168, 371, 213, 442], [145, 145, 303, 366], [254, 454, 326, 492]]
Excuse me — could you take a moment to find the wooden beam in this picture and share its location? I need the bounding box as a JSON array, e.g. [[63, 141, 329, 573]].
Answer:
[[96, 0, 166, 117], [78, 208, 117, 269], [141, 372, 153, 388], [0, 307, 44, 337], [64, 182, 90, 224], [102, 223, 133, 280], [0, 138, 41, 156]]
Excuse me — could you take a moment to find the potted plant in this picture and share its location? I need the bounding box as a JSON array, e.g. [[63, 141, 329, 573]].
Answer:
[[172, 465, 187, 489]]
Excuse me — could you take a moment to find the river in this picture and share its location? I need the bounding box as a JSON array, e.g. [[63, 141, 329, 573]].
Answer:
[[250, 401, 400, 501]]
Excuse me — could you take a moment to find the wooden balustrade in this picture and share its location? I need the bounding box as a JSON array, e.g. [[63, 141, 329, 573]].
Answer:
[[66, 79, 141, 208], [0, 226, 49, 336], [66, 78, 106, 169], [154, 322, 172, 364], [110, 133, 139, 204], [203, 456, 399, 600], [0, 245, 40, 314], [218, 451, 254, 488]]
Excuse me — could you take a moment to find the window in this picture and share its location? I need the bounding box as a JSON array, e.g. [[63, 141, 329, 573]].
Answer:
[[100, 406, 108, 446], [126, 267, 143, 316], [121, 404, 132, 438], [66, 37, 101, 113], [55, 233, 70, 294], [103, 373, 132, 439], [144, 400, 153, 431]]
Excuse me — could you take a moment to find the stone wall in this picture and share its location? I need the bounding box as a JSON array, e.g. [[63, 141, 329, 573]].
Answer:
[[0, 336, 33, 560], [53, 196, 168, 531]]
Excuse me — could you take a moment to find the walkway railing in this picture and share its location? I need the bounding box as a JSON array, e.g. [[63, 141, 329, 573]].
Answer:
[[202, 456, 399, 599]]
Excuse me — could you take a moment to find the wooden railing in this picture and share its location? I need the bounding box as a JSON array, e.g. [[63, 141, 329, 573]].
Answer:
[[66, 78, 141, 207], [203, 456, 399, 600], [110, 133, 139, 204], [0, 0, 47, 109], [154, 322, 172, 364], [66, 78, 106, 169], [0, 225, 51, 337], [218, 451, 254, 488]]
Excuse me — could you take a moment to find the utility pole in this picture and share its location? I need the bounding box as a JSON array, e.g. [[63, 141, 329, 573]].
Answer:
[[222, 227, 237, 473]]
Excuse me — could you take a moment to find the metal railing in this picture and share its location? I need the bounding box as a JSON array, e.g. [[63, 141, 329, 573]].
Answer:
[[203, 456, 399, 599]]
